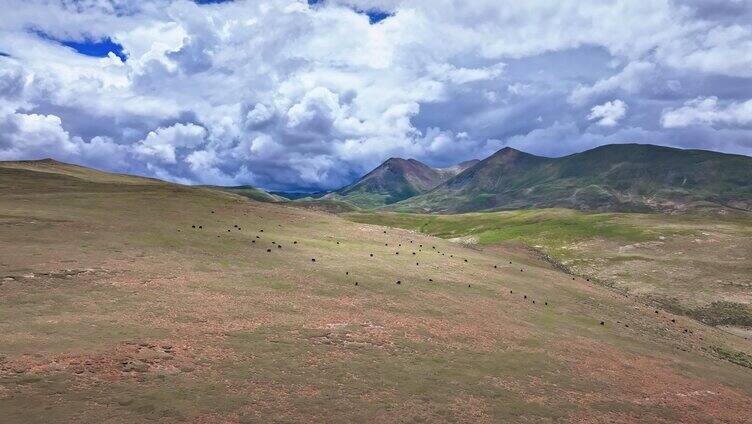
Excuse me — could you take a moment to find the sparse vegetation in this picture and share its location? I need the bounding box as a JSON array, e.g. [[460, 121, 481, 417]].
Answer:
[[346, 208, 652, 248], [711, 346, 752, 369], [695, 302, 752, 328], [1, 160, 751, 423], [345, 209, 752, 333], [658, 300, 752, 329], [201, 185, 288, 203]]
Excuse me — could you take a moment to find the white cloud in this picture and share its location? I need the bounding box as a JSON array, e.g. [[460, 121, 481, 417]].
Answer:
[[569, 61, 654, 105], [245, 103, 275, 129], [133, 123, 207, 164], [0, 112, 80, 158], [661, 97, 752, 128], [588, 99, 628, 127], [0, 0, 751, 189], [0, 109, 128, 168], [286, 87, 342, 132], [429, 62, 506, 84]]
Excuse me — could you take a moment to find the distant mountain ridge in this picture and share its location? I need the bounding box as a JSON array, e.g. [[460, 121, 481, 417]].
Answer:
[[325, 157, 479, 208], [10, 144, 750, 215], [389, 144, 752, 213]]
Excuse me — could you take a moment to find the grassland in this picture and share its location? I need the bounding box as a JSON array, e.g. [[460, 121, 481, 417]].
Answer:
[[345, 209, 752, 336], [199, 185, 288, 203], [346, 209, 653, 251], [1, 161, 751, 423]]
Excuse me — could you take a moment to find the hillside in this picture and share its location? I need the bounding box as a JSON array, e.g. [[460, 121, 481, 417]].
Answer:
[[0, 158, 163, 186], [2, 159, 751, 422], [390, 144, 752, 213], [345, 209, 752, 337], [327, 158, 478, 208], [201, 185, 288, 203]]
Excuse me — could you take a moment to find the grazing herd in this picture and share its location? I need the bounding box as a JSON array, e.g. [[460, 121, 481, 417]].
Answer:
[[185, 209, 698, 337]]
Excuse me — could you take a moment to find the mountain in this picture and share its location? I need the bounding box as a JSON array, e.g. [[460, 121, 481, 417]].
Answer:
[[326, 157, 478, 208], [389, 144, 752, 213]]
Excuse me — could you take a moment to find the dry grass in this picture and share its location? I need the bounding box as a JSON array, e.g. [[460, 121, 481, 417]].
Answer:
[[1, 161, 751, 423]]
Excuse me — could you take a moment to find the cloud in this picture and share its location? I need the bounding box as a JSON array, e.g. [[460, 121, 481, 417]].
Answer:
[[286, 87, 342, 133], [429, 62, 506, 84], [569, 61, 654, 105], [661, 96, 752, 128], [0, 109, 129, 169], [245, 103, 275, 129], [505, 120, 752, 158], [0, 0, 751, 190], [0, 111, 80, 159], [133, 123, 207, 164], [588, 99, 628, 127], [0, 65, 27, 99]]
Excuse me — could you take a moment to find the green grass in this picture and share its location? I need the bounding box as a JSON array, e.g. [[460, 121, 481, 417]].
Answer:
[[290, 198, 361, 213], [710, 346, 752, 369], [326, 192, 392, 209], [344, 208, 752, 331], [345, 208, 653, 256], [200, 185, 287, 203], [655, 299, 752, 328]]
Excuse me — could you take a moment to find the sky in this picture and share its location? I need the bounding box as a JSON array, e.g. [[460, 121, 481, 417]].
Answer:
[[1, 0, 751, 191]]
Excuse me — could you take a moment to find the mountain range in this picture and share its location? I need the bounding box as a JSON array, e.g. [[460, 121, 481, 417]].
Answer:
[[316, 143, 752, 213], [55, 143, 744, 214], [390, 144, 752, 213]]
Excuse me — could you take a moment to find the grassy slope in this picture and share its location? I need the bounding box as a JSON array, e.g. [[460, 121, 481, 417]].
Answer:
[[0, 159, 163, 185], [289, 198, 361, 214], [345, 209, 752, 332], [200, 185, 288, 203], [1, 162, 751, 423], [347, 209, 652, 249], [325, 191, 391, 209]]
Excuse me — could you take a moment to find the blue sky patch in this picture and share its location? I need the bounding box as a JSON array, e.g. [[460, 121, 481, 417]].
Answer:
[[307, 0, 393, 23], [62, 38, 127, 61], [33, 30, 127, 61], [361, 9, 393, 24]]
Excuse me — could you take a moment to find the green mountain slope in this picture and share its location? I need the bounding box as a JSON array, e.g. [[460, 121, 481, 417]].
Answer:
[[201, 185, 288, 203], [390, 144, 752, 213], [327, 158, 478, 208]]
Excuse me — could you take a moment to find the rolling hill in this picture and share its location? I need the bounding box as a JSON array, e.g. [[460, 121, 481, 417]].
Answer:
[[2, 159, 751, 422], [200, 185, 288, 203], [390, 144, 752, 213], [345, 208, 752, 337], [326, 157, 478, 208]]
